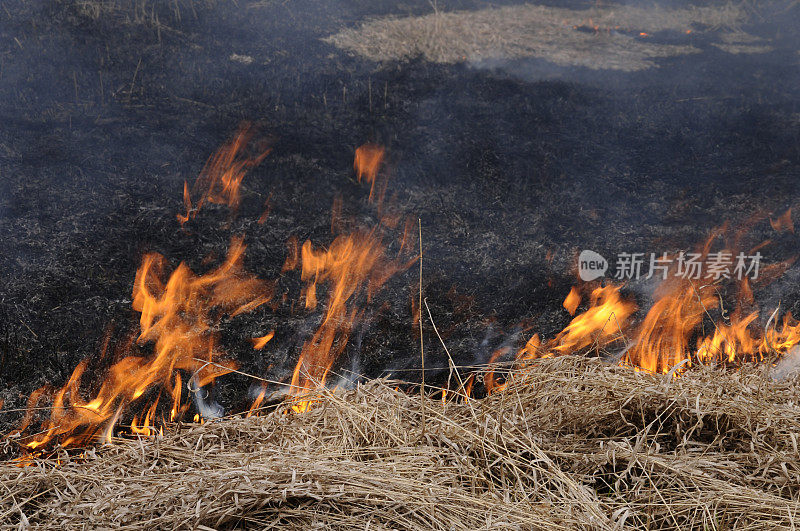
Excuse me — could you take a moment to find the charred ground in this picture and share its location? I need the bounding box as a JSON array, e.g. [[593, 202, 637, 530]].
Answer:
[[0, 0, 799, 421]]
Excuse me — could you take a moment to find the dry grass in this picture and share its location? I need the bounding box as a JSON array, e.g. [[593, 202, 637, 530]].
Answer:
[[3, 356, 800, 529], [326, 3, 753, 71]]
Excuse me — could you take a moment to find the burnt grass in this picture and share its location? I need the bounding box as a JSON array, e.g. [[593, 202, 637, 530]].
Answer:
[[0, 0, 799, 428]]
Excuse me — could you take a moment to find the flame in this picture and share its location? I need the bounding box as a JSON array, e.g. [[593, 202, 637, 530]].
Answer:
[[622, 276, 715, 373], [485, 347, 511, 395], [515, 277, 800, 377], [354, 144, 386, 204], [13, 238, 271, 452], [251, 331, 275, 350], [563, 286, 581, 315], [550, 285, 636, 355], [178, 123, 270, 225], [514, 230, 800, 376], [17, 120, 800, 463], [516, 285, 635, 363], [770, 208, 794, 233], [287, 228, 409, 411]]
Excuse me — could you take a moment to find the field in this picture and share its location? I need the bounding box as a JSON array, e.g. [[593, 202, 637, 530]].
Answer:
[[1, 1, 800, 528]]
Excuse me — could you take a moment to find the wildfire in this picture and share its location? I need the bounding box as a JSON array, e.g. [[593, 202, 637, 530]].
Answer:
[[9, 125, 800, 461]]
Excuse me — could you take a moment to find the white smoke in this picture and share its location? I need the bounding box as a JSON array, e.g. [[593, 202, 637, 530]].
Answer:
[[772, 346, 800, 381], [190, 376, 224, 420]]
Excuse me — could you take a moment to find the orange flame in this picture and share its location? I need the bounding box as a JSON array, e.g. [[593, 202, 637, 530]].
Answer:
[[517, 285, 635, 362], [563, 286, 581, 315], [550, 285, 636, 356], [622, 277, 716, 373], [770, 208, 794, 233], [178, 123, 270, 225], [13, 238, 271, 452], [251, 331, 275, 350], [485, 347, 511, 395], [354, 144, 386, 204], [514, 230, 800, 376], [288, 228, 409, 411]]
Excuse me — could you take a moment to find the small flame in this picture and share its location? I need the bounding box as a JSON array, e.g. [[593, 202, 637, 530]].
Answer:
[[563, 286, 581, 315], [178, 123, 270, 226], [251, 331, 275, 350], [354, 144, 386, 204], [770, 208, 794, 233], [485, 347, 511, 395]]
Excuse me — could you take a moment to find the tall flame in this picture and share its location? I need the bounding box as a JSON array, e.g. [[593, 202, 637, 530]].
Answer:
[[621, 276, 715, 373], [287, 228, 408, 411]]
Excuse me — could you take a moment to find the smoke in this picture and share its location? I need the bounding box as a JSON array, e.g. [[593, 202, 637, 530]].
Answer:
[[772, 346, 800, 381], [190, 377, 225, 420]]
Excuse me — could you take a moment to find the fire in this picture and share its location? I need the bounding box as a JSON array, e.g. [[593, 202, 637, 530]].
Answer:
[[12, 237, 271, 452], [178, 123, 270, 225], [621, 276, 715, 373], [563, 286, 581, 315], [770, 208, 794, 233], [515, 285, 635, 363], [10, 121, 800, 462], [515, 233, 800, 376], [484, 347, 511, 395], [550, 285, 636, 356], [11, 136, 410, 456], [514, 277, 800, 376], [354, 143, 386, 204], [287, 228, 409, 411], [251, 331, 275, 350]]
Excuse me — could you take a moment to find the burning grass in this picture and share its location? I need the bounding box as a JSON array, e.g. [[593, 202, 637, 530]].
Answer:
[[4, 356, 800, 529]]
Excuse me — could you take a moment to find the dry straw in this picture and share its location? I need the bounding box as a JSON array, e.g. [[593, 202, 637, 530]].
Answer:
[[3, 356, 800, 529]]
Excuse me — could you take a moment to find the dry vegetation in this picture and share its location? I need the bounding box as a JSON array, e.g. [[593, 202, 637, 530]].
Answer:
[[325, 3, 759, 70], [3, 356, 800, 529]]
